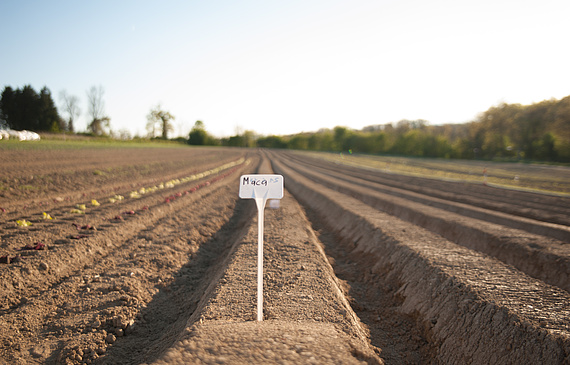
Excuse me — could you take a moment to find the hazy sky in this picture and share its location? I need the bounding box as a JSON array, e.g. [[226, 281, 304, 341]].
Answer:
[[1, 0, 569, 138]]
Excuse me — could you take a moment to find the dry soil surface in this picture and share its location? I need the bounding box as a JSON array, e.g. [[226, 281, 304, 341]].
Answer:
[[0, 146, 569, 364]]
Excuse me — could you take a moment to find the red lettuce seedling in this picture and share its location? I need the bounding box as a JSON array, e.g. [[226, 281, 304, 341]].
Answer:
[[20, 242, 46, 250]]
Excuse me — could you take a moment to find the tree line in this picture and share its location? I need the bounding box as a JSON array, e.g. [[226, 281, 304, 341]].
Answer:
[[2, 84, 568, 162], [1, 85, 185, 141], [0, 85, 111, 136], [216, 95, 570, 163], [0, 85, 63, 132]]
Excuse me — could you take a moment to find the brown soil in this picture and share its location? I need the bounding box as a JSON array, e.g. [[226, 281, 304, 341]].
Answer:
[[0, 147, 568, 364]]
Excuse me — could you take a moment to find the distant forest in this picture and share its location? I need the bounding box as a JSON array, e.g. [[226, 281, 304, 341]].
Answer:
[[225, 96, 570, 163], [1, 85, 569, 162]]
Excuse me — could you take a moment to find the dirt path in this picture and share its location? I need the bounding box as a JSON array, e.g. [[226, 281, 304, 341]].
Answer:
[[0, 147, 569, 364]]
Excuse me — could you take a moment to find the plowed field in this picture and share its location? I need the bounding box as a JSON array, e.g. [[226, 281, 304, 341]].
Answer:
[[0, 145, 569, 364]]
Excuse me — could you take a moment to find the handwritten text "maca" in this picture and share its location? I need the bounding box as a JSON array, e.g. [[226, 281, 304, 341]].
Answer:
[[242, 177, 268, 186]]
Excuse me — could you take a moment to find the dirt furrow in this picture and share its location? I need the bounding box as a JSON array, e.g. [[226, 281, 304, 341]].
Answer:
[[98, 196, 257, 365], [0, 160, 256, 364], [1, 156, 247, 254], [282, 152, 570, 242], [286, 152, 570, 225], [275, 152, 570, 293], [271, 155, 570, 364], [0, 159, 251, 312], [139, 158, 383, 365], [0, 150, 246, 223], [2, 147, 569, 364]]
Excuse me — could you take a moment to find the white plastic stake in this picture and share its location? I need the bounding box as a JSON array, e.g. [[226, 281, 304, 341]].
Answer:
[[239, 174, 283, 321], [255, 197, 265, 322]]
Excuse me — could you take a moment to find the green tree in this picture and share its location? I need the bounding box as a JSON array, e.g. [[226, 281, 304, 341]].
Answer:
[[38, 87, 64, 132], [188, 121, 218, 145], [552, 96, 570, 161], [256, 135, 287, 148], [0, 86, 17, 128], [223, 130, 256, 147], [533, 132, 557, 161], [516, 100, 556, 159], [17, 85, 40, 130], [333, 126, 349, 151], [188, 120, 207, 145], [306, 129, 334, 151], [288, 134, 309, 150], [0, 85, 62, 131]]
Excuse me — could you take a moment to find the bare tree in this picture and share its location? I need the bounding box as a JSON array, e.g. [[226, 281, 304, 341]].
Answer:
[[59, 90, 81, 132], [145, 115, 158, 138], [86, 85, 110, 136], [146, 104, 175, 139]]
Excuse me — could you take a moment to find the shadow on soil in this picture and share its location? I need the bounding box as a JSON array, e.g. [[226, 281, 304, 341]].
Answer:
[[301, 206, 438, 365], [95, 199, 256, 365]]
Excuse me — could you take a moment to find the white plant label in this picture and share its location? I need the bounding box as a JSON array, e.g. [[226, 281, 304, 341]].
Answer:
[[239, 174, 283, 321], [239, 175, 284, 200]]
